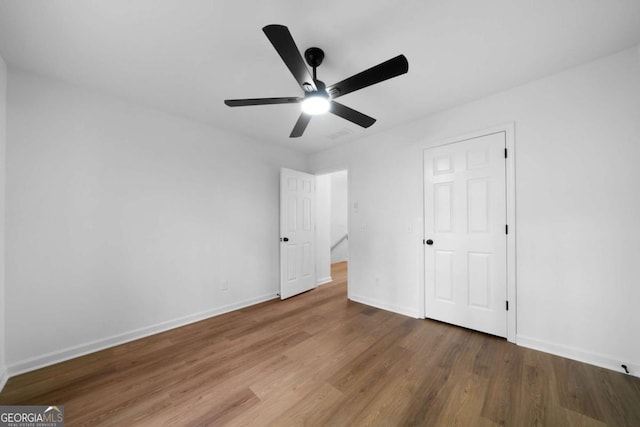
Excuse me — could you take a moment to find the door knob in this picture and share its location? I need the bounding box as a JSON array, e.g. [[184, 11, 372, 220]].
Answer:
[[282, 237, 289, 242], [425, 239, 434, 245]]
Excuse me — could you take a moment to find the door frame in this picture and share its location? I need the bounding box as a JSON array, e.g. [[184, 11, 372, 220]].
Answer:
[[313, 166, 351, 300], [422, 123, 516, 343]]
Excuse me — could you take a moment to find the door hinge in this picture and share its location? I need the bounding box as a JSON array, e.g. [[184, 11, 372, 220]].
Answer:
[[505, 224, 508, 235], [504, 148, 508, 158], [506, 300, 509, 311]]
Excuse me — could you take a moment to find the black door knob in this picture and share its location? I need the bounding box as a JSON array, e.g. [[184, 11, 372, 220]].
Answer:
[[426, 239, 434, 245], [282, 237, 289, 242]]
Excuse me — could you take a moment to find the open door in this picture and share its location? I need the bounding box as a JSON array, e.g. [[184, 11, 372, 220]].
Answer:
[[280, 168, 316, 299]]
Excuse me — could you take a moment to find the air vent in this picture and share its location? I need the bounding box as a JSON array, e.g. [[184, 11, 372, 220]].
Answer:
[[326, 128, 354, 140]]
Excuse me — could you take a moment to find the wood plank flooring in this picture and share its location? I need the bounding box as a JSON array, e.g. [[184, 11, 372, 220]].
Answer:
[[1, 262, 639, 426]]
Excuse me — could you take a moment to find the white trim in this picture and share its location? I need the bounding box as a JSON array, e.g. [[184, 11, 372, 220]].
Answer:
[[419, 147, 426, 320], [504, 123, 517, 343], [316, 276, 332, 286], [350, 294, 421, 319], [346, 169, 352, 300], [423, 123, 512, 148], [7, 293, 278, 377], [517, 334, 639, 378], [0, 367, 8, 392], [422, 123, 517, 342]]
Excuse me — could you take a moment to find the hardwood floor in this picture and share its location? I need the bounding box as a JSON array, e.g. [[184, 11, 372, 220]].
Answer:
[[1, 261, 639, 426]]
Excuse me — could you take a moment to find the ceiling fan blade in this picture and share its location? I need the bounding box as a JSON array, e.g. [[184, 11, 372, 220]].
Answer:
[[330, 101, 376, 128], [290, 113, 312, 138], [263, 25, 317, 92], [327, 55, 408, 99], [224, 97, 302, 107]]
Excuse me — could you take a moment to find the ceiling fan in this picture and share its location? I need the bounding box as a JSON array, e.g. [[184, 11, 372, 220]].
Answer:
[[224, 24, 409, 138]]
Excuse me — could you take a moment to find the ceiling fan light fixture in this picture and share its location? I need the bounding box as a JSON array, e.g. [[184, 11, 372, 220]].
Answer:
[[301, 94, 330, 115], [224, 25, 409, 137]]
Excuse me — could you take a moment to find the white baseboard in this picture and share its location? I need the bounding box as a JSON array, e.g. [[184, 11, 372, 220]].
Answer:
[[517, 334, 639, 378], [7, 293, 279, 378], [0, 367, 8, 393], [349, 293, 421, 319], [317, 276, 332, 286]]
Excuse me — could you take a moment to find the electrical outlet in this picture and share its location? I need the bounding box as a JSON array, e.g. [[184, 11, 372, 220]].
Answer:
[[220, 280, 229, 291]]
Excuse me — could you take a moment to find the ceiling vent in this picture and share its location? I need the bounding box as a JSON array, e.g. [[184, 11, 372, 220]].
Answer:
[[326, 127, 354, 140]]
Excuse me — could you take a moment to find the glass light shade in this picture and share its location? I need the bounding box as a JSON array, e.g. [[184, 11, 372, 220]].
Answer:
[[301, 96, 330, 115]]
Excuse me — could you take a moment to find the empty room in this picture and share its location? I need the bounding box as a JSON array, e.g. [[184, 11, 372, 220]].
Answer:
[[0, 1, 639, 425]]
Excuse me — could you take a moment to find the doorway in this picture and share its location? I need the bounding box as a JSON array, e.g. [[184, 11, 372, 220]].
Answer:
[[315, 169, 349, 294]]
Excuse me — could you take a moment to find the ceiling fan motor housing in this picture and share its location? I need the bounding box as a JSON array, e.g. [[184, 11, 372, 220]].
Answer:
[[304, 47, 325, 68], [310, 79, 327, 94]]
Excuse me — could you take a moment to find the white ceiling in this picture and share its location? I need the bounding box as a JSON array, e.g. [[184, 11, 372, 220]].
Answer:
[[1, 1, 640, 154]]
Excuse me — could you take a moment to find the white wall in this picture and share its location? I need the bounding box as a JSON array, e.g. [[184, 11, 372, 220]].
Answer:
[[330, 171, 349, 263], [309, 46, 640, 376], [0, 54, 7, 389], [315, 174, 331, 285], [5, 71, 308, 373]]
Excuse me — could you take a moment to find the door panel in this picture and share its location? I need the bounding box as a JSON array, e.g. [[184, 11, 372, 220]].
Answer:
[[424, 132, 507, 337], [467, 252, 490, 308], [435, 250, 454, 302], [280, 168, 316, 299]]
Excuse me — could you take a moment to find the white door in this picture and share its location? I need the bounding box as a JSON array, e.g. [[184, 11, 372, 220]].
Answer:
[[424, 132, 507, 337], [280, 168, 316, 299]]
